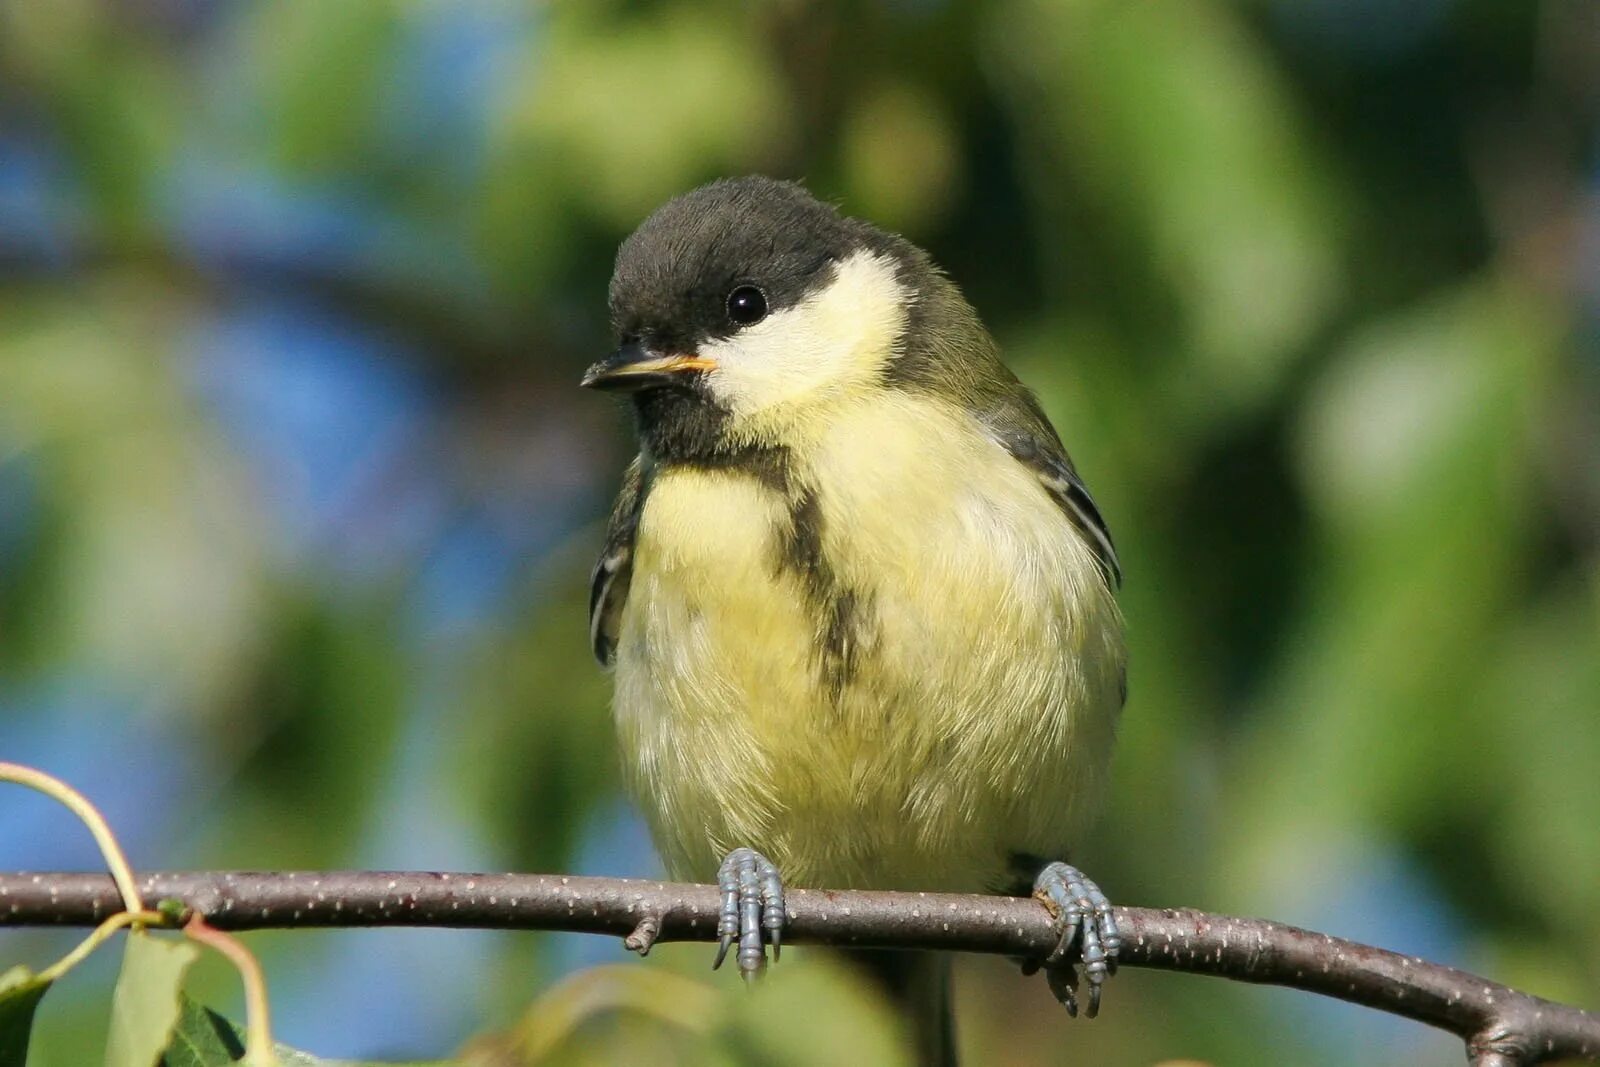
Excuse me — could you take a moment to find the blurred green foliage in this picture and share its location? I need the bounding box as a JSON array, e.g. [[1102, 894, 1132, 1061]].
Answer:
[[1, 1, 1596, 1065]]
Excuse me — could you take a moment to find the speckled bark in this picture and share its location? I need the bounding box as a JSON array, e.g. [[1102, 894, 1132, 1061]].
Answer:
[[3, 870, 1595, 1064]]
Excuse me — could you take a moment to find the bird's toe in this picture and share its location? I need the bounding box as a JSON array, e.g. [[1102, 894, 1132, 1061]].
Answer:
[[1031, 861, 1119, 1018], [714, 847, 786, 981]]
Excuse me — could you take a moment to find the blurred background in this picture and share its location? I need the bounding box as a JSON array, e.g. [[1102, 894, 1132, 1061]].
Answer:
[[1, 1, 1597, 1064]]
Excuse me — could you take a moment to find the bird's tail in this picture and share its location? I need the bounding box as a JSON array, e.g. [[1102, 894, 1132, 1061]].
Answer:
[[843, 949, 956, 1067]]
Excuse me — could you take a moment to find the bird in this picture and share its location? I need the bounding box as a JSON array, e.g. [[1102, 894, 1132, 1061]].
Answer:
[[582, 175, 1126, 1066]]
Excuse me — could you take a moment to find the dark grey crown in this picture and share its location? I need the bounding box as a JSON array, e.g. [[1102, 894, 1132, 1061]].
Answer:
[[608, 176, 905, 354]]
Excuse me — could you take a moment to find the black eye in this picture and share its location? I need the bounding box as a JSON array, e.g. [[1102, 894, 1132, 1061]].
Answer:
[[726, 285, 767, 327]]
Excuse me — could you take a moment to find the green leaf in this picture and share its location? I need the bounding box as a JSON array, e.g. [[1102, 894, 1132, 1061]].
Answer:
[[106, 930, 200, 1067], [157, 998, 242, 1067], [160, 995, 454, 1067], [0, 965, 53, 1067]]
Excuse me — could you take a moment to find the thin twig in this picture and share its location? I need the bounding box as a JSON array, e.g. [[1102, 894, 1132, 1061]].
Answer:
[[1, 870, 1595, 1065]]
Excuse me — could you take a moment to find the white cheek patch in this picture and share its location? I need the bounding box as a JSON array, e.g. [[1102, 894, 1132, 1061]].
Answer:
[[700, 249, 909, 427]]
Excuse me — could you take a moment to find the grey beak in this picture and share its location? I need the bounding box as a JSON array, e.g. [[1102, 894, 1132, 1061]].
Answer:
[[581, 341, 717, 392]]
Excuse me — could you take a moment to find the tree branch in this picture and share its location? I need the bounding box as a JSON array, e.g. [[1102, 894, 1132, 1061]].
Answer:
[[2, 870, 1595, 1065]]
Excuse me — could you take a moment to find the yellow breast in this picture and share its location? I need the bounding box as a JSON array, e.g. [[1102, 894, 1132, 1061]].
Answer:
[[613, 394, 1125, 892]]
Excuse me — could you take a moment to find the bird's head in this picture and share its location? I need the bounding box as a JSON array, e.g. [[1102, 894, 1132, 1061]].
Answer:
[[585, 176, 975, 461]]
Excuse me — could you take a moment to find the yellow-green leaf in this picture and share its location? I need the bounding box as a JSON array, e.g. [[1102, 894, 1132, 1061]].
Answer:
[[106, 930, 200, 1067]]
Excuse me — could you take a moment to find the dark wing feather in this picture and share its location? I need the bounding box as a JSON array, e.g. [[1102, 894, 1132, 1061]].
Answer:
[[981, 395, 1123, 590], [589, 455, 646, 666]]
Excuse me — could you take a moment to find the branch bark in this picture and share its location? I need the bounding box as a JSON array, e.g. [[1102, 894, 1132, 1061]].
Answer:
[[2, 870, 1595, 1065]]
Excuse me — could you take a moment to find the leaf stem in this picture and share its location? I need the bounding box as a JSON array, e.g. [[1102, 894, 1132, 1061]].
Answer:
[[0, 762, 144, 915], [183, 914, 276, 1067], [37, 909, 165, 983]]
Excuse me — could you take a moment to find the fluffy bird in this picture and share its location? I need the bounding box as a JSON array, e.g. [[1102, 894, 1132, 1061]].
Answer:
[[584, 176, 1126, 1065]]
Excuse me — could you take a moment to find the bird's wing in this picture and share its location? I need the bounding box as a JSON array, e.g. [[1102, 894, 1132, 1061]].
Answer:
[[589, 454, 646, 666], [981, 393, 1122, 590]]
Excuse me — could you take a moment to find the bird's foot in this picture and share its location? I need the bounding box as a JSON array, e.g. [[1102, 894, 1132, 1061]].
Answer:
[[1026, 861, 1120, 1018], [712, 846, 786, 982]]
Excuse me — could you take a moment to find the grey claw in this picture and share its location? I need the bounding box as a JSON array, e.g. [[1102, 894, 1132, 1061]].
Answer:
[[715, 858, 740, 970], [714, 847, 785, 980], [761, 860, 784, 962], [1045, 963, 1079, 1017], [1032, 861, 1119, 1018]]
